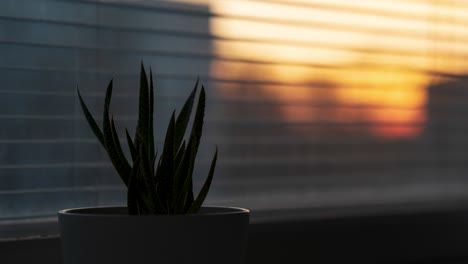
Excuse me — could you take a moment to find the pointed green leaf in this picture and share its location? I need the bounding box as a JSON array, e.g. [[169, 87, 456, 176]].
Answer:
[[174, 148, 195, 213], [137, 130, 153, 183], [188, 148, 217, 214], [172, 140, 185, 206], [180, 86, 206, 212], [161, 112, 176, 163], [174, 79, 198, 150], [176, 157, 194, 213], [103, 80, 130, 186], [149, 67, 155, 161], [175, 140, 186, 169], [135, 130, 162, 213], [129, 157, 157, 215], [152, 150, 158, 178], [110, 117, 131, 182], [186, 86, 206, 171], [127, 158, 140, 215], [136, 63, 150, 151], [174, 142, 191, 208], [77, 87, 105, 147], [155, 112, 176, 206], [125, 128, 138, 163], [153, 182, 167, 214]]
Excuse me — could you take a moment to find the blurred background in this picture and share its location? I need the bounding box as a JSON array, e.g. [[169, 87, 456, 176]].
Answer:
[[1, 0, 468, 220]]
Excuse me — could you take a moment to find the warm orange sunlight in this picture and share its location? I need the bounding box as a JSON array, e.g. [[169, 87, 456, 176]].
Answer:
[[162, 0, 468, 139]]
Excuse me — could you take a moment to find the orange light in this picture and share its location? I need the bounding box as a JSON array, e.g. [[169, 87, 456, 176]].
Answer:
[[165, 0, 468, 139]]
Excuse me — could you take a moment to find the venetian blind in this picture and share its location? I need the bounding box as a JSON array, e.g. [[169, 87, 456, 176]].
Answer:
[[1, 0, 468, 220]]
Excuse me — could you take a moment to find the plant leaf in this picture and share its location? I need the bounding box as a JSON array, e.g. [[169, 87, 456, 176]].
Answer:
[[184, 86, 206, 211], [188, 148, 217, 214], [127, 158, 140, 215], [155, 150, 159, 179], [149, 67, 155, 161], [153, 181, 166, 214], [175, 140, 186, 169], [136, 130, 159, 213], [176, 153, 193, 213], [103, 80, 131, 186], [77, 87, 105, 147], [158, 112, 176, 206], [174, 79, 198, 150], [135, 63, 150, 154], [111, 117, 131, 181], [79, 67, 216, 215], [175, 86, 206, 212], [125, 128, 138, 163], [172, 140, 185, 208]]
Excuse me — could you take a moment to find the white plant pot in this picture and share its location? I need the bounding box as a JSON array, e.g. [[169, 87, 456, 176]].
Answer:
[[58, 206, 250, 264]]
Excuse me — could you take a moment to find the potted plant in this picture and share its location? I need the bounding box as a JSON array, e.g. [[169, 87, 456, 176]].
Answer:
[[58, 64, 250, 264]]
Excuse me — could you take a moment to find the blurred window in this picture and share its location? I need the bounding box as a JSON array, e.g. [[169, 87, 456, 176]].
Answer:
[[1, 0, 468, 228]]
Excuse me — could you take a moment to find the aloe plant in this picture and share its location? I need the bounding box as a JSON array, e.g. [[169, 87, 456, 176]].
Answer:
[[77, 64, 217, 215]]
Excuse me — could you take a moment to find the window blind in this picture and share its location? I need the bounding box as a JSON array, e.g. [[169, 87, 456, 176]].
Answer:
[[1, 0, 468, 220]]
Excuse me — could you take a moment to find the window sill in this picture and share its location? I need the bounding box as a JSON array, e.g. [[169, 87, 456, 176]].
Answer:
[[3, 202, 468, 264]]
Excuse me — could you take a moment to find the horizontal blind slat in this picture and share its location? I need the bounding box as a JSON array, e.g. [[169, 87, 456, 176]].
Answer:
[[1, 0, 468, 221]]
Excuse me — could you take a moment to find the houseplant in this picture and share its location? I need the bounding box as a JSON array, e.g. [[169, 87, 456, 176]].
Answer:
[[58, 64, 249, 264]]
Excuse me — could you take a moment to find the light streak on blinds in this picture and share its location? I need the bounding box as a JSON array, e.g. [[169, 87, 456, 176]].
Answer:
[[208, 0, 468, 138]]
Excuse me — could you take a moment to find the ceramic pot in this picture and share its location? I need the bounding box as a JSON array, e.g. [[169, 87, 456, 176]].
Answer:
[[58, 206, 249, 264]]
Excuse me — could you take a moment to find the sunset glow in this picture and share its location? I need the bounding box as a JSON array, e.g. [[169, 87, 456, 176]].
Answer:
[[209, 0, 468, 139], [160, 0, 468, 139]]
